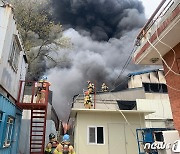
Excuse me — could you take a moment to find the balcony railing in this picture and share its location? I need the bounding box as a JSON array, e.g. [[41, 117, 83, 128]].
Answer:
[[137, 0, 175, 40], [16, 81, 49, 109]]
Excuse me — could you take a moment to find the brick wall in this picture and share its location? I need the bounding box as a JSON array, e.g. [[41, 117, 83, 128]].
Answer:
[[163, 42, 180, 135]]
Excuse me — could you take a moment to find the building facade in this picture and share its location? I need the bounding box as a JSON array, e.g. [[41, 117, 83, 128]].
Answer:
[[0, 1, 27, 153], [133, 0, 180, 134], [128, 69, 173, 128], [71, 109, 149, 154], [71, 90, 153, 154]]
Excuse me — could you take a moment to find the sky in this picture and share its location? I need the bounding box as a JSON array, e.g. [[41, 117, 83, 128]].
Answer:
[[141, 0, 162, 18]]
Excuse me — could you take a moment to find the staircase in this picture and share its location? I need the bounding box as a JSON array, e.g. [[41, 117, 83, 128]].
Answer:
[[16, 81, 50, 154], [30, 109, 47, 154]]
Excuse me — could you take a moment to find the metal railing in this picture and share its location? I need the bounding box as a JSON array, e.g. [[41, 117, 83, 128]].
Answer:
[[17, 80, 49, 105], [137, 0, 175, 40]]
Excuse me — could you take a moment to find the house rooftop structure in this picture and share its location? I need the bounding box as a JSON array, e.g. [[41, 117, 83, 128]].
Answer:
[[70, 108, 154, 118], [128, 69, 163, 76]]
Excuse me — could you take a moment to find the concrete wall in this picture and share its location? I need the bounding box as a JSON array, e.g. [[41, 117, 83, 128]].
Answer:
[[136, 98, 173, 128], [136, 99, 172, 120], [0, 5, 27, 99], [74, 111, 145, 154], [145, 93, 169, 100], [163, 42, 180, 134], [74, 88, 145, 109]]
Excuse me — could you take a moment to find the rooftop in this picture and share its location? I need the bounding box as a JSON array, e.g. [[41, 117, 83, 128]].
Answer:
[[70, 108, 154, 118]]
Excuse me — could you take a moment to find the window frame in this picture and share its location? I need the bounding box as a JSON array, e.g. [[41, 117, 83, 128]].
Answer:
[[8, 35, 21, 72], [0, 111, 3, 122], [87, 126, 105, 145], [3, 116, 14, 148]]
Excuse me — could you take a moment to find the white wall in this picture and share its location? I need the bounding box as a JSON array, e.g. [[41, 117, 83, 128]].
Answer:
[[0, 5, 27, 99], [136, 99, 173, 120], [74, 111, 145, 154]]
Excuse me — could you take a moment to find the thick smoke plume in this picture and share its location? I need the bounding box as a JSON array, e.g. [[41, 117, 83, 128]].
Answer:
[[47, 29, 148, 121], [52, 0, 145, 40], [44, 0, 157, 121]]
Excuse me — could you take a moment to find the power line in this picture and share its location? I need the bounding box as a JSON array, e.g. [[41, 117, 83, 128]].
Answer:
[[112, 46, 136, 90]]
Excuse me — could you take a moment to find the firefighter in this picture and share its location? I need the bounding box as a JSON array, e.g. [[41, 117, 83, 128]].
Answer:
[[101, 82, 108, 92], [84, 90, 93, 109], [45, 133, 59, 154], [35, 80, 43, 103], [55, 134, 75, 154], [87, 81, 94, 94], [35, 76, 51, 103]]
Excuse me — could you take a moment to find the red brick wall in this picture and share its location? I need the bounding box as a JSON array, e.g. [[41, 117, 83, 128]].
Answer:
[[163, 42, 180, 134]]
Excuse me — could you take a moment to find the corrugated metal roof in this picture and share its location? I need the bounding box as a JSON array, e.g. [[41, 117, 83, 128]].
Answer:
[[128, 69, 163, 76]]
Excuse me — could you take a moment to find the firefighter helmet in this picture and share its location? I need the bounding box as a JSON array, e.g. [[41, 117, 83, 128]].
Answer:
[[49, 133, 55, 140], [63, 134, 70, 142]]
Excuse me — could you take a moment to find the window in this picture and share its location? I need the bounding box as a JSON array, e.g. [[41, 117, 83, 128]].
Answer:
[[0, 112, 2, 121], [8, 36, 21, 72], [143, 83, 168, 93], [88, 126, 104, 144], [3, 117, 14, 147]]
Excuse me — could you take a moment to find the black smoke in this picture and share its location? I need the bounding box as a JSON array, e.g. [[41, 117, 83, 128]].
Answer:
[[52, 0, 145, 40]]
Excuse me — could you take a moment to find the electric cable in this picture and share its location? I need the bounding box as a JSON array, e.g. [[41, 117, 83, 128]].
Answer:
[[112, 46, 136, 89], [146, 34, 180, 92], [155, 21, 177, 78], [146, 32, 180, 76]]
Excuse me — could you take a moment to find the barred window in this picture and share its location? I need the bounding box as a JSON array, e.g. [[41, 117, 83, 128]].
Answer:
[[8, 36, 21, 72]]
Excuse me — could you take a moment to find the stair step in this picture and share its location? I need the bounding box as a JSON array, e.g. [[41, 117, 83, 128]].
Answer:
[[31, 139, 43, 141], [32, 121, 44, 123], [32, 111, 45, 114], [32, 126, 44, 127], [31, 134, 43, 136], [31, 143, 43, 145], [31, 130, 44, 132], [31, 147, 42, 149], [32, 116, 45, 118]]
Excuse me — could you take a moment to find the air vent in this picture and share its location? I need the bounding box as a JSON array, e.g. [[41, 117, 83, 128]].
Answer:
[[150, 58, 159, 63]]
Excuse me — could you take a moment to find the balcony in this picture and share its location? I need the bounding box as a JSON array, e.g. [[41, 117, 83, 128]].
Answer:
[[16, 81, 49, 110], [133, 0, 180, 65]]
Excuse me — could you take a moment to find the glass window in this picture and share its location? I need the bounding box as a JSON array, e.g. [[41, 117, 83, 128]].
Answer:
[[89, 127, 95, 143], [3, 117, 14, 147], [97, 127, 104, 144], [88, 126, 104, 144], [8, 36, 20, 72]]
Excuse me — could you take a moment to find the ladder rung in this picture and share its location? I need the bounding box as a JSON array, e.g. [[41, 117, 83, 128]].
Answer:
[[32, 116, 45, 118], [30, 152, 43, 154], [31, 134, 43, 136]]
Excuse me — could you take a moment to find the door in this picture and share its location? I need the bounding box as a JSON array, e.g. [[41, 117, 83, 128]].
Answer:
[[108, 123, 126, 154], [11, 113, 22, 154]]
